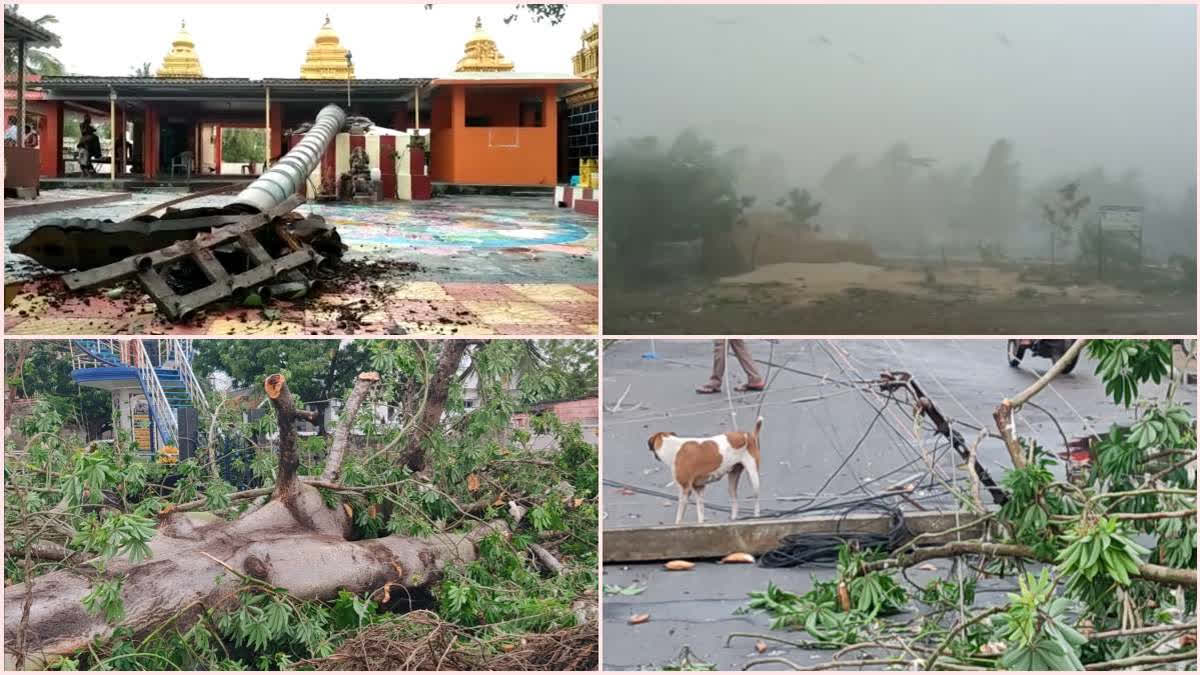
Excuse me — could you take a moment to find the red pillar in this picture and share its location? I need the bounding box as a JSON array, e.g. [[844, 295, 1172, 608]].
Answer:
[[379, 135, 396, 198], [390, 102, 409, 132], [410, 139, 431, 200], [450, 85, 466, 129], [41, 101, 64, 177], [269, 102, 283, 162], [448, 85, 466, 183], [142, 105, 160, 178]]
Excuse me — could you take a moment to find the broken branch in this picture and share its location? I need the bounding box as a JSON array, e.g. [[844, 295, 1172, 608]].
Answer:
[[861, 540, 1196, 587], [264, 374, 301, 500], [320, 371, 381, 483]]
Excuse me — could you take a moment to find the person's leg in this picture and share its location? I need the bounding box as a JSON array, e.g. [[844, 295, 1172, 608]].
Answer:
[[697, 339, 727, 393], [730, 340, 765, 390]]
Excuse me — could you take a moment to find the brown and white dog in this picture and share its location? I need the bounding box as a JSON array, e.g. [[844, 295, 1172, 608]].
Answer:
[[647, 417, 763, 524]]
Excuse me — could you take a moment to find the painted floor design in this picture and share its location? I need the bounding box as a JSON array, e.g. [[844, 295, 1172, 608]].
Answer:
[[4, 193, 597, 336]]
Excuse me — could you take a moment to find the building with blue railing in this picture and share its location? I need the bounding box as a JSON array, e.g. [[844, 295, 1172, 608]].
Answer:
[[70, 339, 208, 462]]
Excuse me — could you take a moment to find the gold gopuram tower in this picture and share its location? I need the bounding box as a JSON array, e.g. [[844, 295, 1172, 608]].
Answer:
[[454, 17, 515, 72], [300, 16, 355, 80], [156, 21, 204, 78]]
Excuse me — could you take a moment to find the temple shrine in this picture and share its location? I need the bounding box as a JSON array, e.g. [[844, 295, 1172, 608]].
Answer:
[[7, 15, 599, 199]]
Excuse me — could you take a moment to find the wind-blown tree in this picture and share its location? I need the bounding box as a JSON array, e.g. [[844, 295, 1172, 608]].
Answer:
[[776, 187, 822, 232], [605, 129, 749, 286], [966, 139, 1021, 255], [2, 6, 64, 76], [1041, 181, 1091, 267]]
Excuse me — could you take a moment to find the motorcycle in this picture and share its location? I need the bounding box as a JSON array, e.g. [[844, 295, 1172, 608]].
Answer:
[[1007, 339, 1080, 373]]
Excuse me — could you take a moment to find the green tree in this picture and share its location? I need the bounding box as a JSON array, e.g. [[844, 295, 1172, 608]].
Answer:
[[2, 6, 64, 76], [3, 341, 112, 439], [192, 340, 372, 434], [221, 128, 266, 163], [1041, 181, 1091, 267], [777, 187, 822, 231], [604, 129, 749, 287], [129, 61, 152, 77]]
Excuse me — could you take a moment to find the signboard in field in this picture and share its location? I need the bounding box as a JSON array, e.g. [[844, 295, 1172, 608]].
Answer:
[[1099, 206, 1143, 233]]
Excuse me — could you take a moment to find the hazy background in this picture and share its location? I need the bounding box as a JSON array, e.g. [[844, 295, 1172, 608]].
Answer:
[[606, 5, 1194, 197], [602, 4, 1195, 332]]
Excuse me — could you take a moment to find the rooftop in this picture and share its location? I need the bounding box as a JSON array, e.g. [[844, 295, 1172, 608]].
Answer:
[[4, 8, 61, 45]]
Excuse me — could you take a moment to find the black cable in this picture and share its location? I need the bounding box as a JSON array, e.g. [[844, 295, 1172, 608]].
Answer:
[[758, 501, 911, 568]]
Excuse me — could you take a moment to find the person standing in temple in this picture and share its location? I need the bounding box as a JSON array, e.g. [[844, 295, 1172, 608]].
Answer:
[[4, 116, 19, 145], [696, 339, 766, 394]]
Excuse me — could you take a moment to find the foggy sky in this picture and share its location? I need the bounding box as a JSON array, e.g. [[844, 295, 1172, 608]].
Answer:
[[604, 5, 1196, 200]]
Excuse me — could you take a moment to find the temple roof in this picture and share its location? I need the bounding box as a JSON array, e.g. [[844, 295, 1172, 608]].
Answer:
[[454, 17, 514, 72], [300, 15, 354, 80], [156, 20, 204, 78]]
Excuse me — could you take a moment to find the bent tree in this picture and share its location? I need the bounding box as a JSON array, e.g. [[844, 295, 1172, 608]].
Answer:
[[4, 339, 599, 670], [741, 340, 1196, 671]]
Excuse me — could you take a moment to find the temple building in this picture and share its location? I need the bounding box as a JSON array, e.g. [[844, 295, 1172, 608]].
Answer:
[[12, 15, 593, 192]]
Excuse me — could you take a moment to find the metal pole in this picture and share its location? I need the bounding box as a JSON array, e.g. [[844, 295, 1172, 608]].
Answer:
[[414, 86, 420, 131], [17, 39, 26, 147], [264, 86, 271, 169], [109, 89, 117, 180]]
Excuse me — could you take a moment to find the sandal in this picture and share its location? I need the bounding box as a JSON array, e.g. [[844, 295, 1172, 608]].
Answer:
[[735, 382, 766, 392], [695, 384, 722, 394]]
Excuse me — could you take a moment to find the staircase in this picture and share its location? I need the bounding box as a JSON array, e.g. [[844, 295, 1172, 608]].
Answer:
[[71, 339, 208, 449]]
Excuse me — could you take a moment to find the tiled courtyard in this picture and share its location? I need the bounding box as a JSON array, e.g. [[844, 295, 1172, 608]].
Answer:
[[5, 191, 598, 336]]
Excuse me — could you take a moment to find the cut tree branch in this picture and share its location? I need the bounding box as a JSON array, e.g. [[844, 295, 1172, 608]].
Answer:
[[861, 540, 1196, 587], [399, 340, 470, 472], [320, 371, 381, 483], [264, 374, 302, 500], [994, 339, 1089, 469]]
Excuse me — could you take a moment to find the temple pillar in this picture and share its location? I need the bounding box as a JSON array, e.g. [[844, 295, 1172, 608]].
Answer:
[[542, 85, 557, 135], [390, 102, 409, 132], [450, 85, 465, 130], [42, 101, 64, 177], [269, 101, 284, 162], [214, 126, 222, 173], [142, 105, 160, 178]]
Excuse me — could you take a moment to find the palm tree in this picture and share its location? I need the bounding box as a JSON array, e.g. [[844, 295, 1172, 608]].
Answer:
[[3, 5, 65, 77]]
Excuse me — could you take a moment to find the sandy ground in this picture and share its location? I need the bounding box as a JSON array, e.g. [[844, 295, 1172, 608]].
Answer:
[[600, 339, 1195, 670], [604, 261, 1195, 334], [718, 261, 1146, 305]]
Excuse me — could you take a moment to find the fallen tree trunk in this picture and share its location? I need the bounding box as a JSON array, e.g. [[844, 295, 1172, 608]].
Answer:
[[4, 371, 508, 670]]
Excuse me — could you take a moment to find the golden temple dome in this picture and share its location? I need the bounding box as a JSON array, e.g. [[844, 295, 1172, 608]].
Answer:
[[156, 20, 204, 78], [300, 15, 355, 80], [454, 17, 514, 72]]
